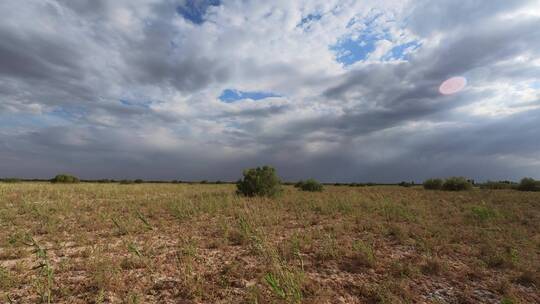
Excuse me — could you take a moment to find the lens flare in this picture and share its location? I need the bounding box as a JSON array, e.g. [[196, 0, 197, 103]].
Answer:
[[439, 76, 467, 95]]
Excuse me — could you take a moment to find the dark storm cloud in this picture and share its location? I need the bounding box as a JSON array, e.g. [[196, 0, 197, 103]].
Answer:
[[0, 0, 539, 182], [0, 29, 81, 80], [319, 17, 540, 137]]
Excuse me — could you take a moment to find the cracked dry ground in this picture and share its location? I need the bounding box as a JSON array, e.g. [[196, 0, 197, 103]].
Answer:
[[0, 183, 539, 303]]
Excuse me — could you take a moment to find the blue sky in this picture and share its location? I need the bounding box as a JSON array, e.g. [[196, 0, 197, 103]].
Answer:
[[332, 12, 421, 65], [176, 0, 221, 24], [219, 89, 281, 102], [1, 0, 539, 181]]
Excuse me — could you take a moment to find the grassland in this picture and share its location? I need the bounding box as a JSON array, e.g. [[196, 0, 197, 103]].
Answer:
[[0, 183, 538, 303]]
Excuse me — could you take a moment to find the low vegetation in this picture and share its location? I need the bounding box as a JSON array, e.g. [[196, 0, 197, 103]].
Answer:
[[441, 176, 473, 191], [0, 178, 21, 183], [517, 177, 540, 192], [50, 174, 80, 184], [481, 181, 515, 190], [423, 178, 443, 190], [295, 179, 323, 192], [423, 177, 472, 191], [398, 181, 414, 187], [0, 182, 538, 303]]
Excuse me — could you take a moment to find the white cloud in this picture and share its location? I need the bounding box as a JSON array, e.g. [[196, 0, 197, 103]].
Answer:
[[0, 0, 539, 181]]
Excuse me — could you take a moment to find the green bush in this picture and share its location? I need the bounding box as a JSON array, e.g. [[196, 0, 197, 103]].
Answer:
[[298, 179, 323, 192], [236, 166, 282, 197], [51, 174, 79, 184], [442, 177, 472, 191], [517, 177, 540, 192], [423, 178, 443, 190]]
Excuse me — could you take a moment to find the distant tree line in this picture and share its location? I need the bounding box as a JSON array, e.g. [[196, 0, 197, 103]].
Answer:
[[423, 177, 540, 192], [2, 170, 539, 193]]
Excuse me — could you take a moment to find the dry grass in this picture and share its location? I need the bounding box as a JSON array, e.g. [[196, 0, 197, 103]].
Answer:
[[0, 183, 539, 303]]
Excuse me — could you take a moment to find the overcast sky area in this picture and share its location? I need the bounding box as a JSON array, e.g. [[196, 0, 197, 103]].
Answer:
[[1, 0, 540, 182]]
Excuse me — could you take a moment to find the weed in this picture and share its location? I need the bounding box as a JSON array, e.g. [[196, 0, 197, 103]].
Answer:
[[421, 256, 444, 275], [22, 235, 54, 303], [380, 201, 416, 222], [264, 267, 304, 303], [316, 233, 340, 261], [469, 204, 499, 222], [264, 272, 286, 298], [128, 242, 143, 257], [480, 245, 519, 269], [135, 210, 152, 230], [0, 266, 14, 289], [501, 298, 515, 304], [111, 217, 128, 235], [351, 240, 376, 268]]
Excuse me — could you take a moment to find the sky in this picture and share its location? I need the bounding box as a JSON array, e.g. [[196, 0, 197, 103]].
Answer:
[[0, 0, 539, 182]]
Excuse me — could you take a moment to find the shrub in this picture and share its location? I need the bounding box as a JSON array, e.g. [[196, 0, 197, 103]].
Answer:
[[481, 181, 513, 190], [442, 177, 472, 191], [236, 166, 282, 197], [298, 179, 323, 192], [294, 181, 305, 188], [517, 177, 540, 192], [423, 178, 443, 190], [51, 174, 79, 184], [398, 181, 413, 187]]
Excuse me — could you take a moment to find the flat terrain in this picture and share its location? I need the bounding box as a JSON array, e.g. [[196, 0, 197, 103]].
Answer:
[[0, 183, 538, 303]]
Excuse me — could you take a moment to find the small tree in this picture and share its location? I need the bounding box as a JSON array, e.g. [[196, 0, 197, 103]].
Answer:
[[442, 177, 472, 191], [298, 179, 323, 192], [236, 166, 282, 197], [423, 178, 443, 190], [51, 174, 79, 184], [517, 177, 540, 192]]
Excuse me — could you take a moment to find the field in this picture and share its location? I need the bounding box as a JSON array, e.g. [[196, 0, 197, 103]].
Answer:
[[0, 183, 539, 303]]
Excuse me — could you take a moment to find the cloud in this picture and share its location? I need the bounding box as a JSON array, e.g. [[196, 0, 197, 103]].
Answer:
[[0, 0, 539, 182]]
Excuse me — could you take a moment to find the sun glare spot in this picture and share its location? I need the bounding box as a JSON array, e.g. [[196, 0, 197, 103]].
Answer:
[[439, 76, 467, 95]]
